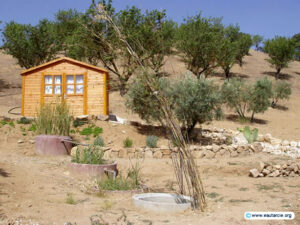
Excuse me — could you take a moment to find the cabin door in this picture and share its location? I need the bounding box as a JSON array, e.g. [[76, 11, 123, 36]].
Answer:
[[63, 74, 86, 116], [43, 73, 87, 116]]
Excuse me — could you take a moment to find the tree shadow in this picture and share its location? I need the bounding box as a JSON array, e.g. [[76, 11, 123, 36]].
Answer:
[[272, 104, 289, 111], [295, 72, 300, 75], [130, 121, 168, 138], [209, 72, 249, 80], [0, 168, 10, 178], [262, 71, 293, 80], [0, 79, 11, 89], [226, 114, 268, 125]]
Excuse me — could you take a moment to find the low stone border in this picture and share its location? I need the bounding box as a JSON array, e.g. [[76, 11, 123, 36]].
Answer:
[[249, 161, 300, 178]]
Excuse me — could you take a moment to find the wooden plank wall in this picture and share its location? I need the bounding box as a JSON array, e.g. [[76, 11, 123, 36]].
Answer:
[[23, 62, 106, 117]]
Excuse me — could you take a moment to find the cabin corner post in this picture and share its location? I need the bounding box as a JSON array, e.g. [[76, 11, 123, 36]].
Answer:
[[103, 72, 109, 115], [83, 71, 88, 115], [40, 73, 45, 107], [21, 76, 25, 116]]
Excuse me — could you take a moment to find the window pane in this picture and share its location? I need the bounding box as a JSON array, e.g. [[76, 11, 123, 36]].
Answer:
[[45, 85, 52, 94], [67, 85, 74, 94], [54, 76, 62, 84], [76, 75, 84, 84], [76, 84, 83, 94], [67, 75, 74, 84], [54, 86, 61, 94], [45, 76, 52, 84]]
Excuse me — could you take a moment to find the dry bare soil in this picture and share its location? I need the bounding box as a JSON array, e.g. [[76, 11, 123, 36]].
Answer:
[[0, 50, 300, 225]]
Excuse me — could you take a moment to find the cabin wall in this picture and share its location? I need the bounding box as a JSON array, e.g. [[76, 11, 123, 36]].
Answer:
[[22, 62, 107, 117], [87, 69, 106, 115], [23, 72, 41, 117]]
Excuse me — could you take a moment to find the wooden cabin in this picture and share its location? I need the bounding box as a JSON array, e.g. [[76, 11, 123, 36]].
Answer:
[[21, 57, 109, 117]]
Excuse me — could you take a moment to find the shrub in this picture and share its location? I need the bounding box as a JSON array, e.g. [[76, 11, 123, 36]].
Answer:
[[221, 78, 252, 119], [238, 126, 258, 144], [98, 161, 142, 191], [94, 136, 105, 147], [17, 117, 32, 124], [0, 121, 7, 125], [71, 145, 104, 165], [272, 81, 292, 107], [123, 137, 133, 148], [35, 102, 72, 136], [146, 135, 158, 148], [28, 124, 36, 132], [249, 77, 273, 122], [65, 193, 76, 205], [80, 125, 103, 137], [73, 118, 87, 128], [8, 121, 15, 127]]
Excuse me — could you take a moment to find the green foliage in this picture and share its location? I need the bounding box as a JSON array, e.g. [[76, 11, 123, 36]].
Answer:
[[35, 102, 72, 136], [72, 118, 87, 128], [79, 125, 103, 137], [292, 33, 300, 61], [126, 74, 222, 138], [94, 136, 105, 147], [235, 33, 252, 66], [264, 36, 295, 78], [170, 76, 223, 137], [72, 145, 104, 165], [238, 126, 258, 144], [17, 117, 32, 124], [249, 77, 273, 122], [65, 193, 76, 205], [221, 78, 252, 119], [28, 124, 36, 132], [0, 121, 7, 126], [2, 19, 59, 69], [272, 81, 292, 107], [146, 135, 158, 148], [8, 121, 15, 127], [98, 161, 142, 190], [252, 35, 264, 51], [176, 13, 223, 78], [123, 137, 133, 148]]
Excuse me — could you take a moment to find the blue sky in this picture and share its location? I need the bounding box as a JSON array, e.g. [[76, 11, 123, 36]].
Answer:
[[0, 0, 299, 41]]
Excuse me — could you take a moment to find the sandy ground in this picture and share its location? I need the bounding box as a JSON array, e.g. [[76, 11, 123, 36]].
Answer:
[[0, 50, 300, 224], [0, 123, 299, 225]]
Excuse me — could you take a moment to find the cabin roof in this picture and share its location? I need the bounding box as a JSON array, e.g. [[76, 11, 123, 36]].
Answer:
[[20, 57, 108, 75]]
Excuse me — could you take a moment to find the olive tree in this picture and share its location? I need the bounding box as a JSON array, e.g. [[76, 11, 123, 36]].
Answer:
[[221, 78, 252, 119], [264, 36, 295, 79], [252, 34, 264, 51], [272, 80, 292, 108], [249, 77, 273, 122], [126, 75, 222, 139]]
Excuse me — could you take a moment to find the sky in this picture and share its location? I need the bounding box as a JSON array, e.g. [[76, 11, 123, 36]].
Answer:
[[0, 0, 299, 42]]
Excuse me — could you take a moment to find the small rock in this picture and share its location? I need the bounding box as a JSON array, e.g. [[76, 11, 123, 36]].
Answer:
[[153, 151, 163, 159], [271, 138, 281, 145], [118, 148, 128, 158], [274, 165, 281, 170], [290, 141, 297, 147], [233, 134, 248, 145], [160, 145, 169, 150], [192, 151, 205, 159], [206, 145, 213, 150], [262, 169, 270, 176], [264, 133, 273, 143], [281, 140, 289, 146], [204, 150, 215, 159], [258, 162, 265, 172], [290, 171, 296, 177], [121, 130, 126, 134], [161, 149, 171, 155], [18, 139, 23, 144], [297, 142, 300, 148], [212, 144, 220, 153], [249, 168, 260, 178], [293, 165, 299, 173], [144, 150, 153, 158], [76, 115, 89, 120], [97, 114, 109, 121], [70, 146, 78, 157], [230, 151, 238, 157], [29, 140, 35, 144]]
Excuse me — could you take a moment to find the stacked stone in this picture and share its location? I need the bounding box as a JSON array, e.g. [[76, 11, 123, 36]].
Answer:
[[249, 161, 300, 178]]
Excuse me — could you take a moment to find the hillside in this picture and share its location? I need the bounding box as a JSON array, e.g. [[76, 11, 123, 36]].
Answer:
[[1, 50, 300, 140]]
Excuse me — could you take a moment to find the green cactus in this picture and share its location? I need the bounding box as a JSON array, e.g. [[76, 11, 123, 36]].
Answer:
[[238, 126, 258, 144]]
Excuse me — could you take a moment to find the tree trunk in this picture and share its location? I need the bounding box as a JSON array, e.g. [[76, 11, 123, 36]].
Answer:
[[275, 68, 281, 80], [119, 81, 127, 96], [186, 120, 197, 140], [225, 70, 230, 81], [250, 111, 255, 123]]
